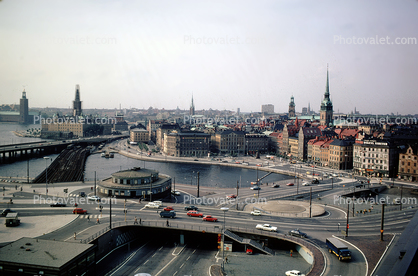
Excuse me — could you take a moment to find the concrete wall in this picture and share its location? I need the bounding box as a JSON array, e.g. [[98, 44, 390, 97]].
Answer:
[[295, 244, 314, 265]]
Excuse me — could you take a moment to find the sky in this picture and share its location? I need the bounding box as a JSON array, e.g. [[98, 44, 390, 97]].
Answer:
[[1, 0, 417, 115]]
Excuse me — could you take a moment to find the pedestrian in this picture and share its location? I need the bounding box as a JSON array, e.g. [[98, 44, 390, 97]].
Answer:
[[166, 219, 169, 227], [97, 218, 100, 224], [134, 217, 138, 224], [225, 257, 228, 263], [87, 215, 90, 222], [139, 218, 142, 224], [74, 232, 76, 240]]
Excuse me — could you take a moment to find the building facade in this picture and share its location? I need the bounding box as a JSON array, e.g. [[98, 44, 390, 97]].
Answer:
[[164, 132, 210, 157], [213, 130, 245, 155], [156, 124, 180, 150], [398, 145, 418, 181], [353, 139, 395, 177], [99, 167, 171, 199], [261, 104, 274, 114], [245, 133, 269, 155], [130, 128, 149, 144], [329, 139, 354, 170]]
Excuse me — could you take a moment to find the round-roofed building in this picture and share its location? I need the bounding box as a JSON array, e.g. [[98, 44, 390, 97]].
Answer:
[[98, 167, 171, 199]]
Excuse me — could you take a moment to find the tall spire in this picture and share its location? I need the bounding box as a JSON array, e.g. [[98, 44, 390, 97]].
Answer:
[[325, 63, 330, 99], [189, 94, 195, 116], [73, 84, 82, 116]]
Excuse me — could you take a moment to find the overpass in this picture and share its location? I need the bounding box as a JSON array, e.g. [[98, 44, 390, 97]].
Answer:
[[0, 135, 127, 164], [74, 220, 323, 276]]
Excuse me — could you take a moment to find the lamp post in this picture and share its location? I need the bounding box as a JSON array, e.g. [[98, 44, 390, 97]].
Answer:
[[43, 156, 50, 195], [220, 207, 229, 269]]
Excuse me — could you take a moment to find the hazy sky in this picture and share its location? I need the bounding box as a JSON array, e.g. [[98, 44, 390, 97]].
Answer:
[[1, 0, 417, 114]]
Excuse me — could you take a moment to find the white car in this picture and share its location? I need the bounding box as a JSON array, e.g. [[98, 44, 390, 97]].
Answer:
[[251, 210, 262, 216], [285, 270, 305, 276], [145, 203, 159, 209], [256, 224, 277, 232], [87, 195, 101, 201], [302, 182, 310, 186], [171, 190, 181, 196]]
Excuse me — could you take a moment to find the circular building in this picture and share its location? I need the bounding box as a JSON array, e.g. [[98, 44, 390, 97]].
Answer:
[[98, 167, 171, 199]]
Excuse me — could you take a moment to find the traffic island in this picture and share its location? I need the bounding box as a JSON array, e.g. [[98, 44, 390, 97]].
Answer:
[[245, 200, 326, 217]]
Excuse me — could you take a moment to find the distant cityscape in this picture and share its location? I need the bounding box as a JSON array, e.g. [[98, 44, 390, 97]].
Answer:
[[1, 67, 418, 183]]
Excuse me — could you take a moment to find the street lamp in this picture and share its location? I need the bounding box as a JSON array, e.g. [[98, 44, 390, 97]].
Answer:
[[220, 207, 229, 269], [43, 156, 50, 195]]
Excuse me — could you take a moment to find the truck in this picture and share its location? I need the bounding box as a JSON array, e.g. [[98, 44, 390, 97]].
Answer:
[[5, 212, 20, 227], [159, 210, 176, 218], [326, 238, 351, 261]]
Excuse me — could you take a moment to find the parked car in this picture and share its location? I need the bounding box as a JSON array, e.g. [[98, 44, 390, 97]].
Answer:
[[251, 210, 262, 216], [288, 229, 308, 238], [72, 208, 88, 214], [184, 205, 198, 211], [202, 215, 218, 222], [1, 209, 13, 216], [163, 206, 174, 211], [285, 270, 305, 276], [286, 183, 295, 186], [255, 224, 277, 232], [250, 186, 261, 190], [50, 202, 67, 207], [187, 211, 203, 217]]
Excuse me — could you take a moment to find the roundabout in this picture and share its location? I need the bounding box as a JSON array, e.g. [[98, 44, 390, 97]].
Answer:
[[245, 200, 326, 217]]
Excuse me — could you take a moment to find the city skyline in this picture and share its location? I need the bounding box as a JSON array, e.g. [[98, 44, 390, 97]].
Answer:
[[1, 1, 417, 114]]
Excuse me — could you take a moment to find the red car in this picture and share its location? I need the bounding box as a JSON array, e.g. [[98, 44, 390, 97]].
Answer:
[[286, 183, 295, 186], [227, 194, 237, 199], [187, 211, 203, 217], [73, 208, 88, 214], [164, 206, 174, 211], [203, 215, 218, 222]]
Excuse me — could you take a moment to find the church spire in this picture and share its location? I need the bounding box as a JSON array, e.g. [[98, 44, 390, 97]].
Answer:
[[189, 94, 195, 115], [325, 63, 330, 99]]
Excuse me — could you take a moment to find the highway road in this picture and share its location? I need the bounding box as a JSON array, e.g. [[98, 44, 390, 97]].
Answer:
[[1, 171, 417, 275]]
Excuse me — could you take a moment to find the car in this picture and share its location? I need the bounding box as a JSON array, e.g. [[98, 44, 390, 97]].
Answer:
[[72, 208, 88, 214], [152, 201, 163, 207], [88, 195, 101, 201], [251, 210, 262, 216], [184, 205, 198, 211], [145, 203, 160, 209], [302, 182, 310, 186], [50, 202, 67, 207], [285, 270, 305, 276], [79, 192, 86, 197], [187, 210, 204, 217], [226, 194, 237, 199], [286, 183, 295, 186], [256, 224, 277, 232], [272, 183, 280, 188], [1, 209, 13, 216], [288, 229, 308, 238], [246, 248, 253, 254], [332, 173, 338, 177], [250, 186, 261, 190], [163, 206, 174, 211], [256, 164, 262, 167], [159, 210, 176, 218], [171, 190, 181, 196], [202, 215, 218, 222], [311, 179, 319, 184]]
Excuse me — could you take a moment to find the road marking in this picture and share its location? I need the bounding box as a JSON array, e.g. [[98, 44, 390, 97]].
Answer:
[[154, 246, 186, 276]]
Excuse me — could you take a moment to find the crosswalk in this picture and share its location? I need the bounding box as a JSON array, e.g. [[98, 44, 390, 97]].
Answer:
[[78, 214, 108, 219]]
